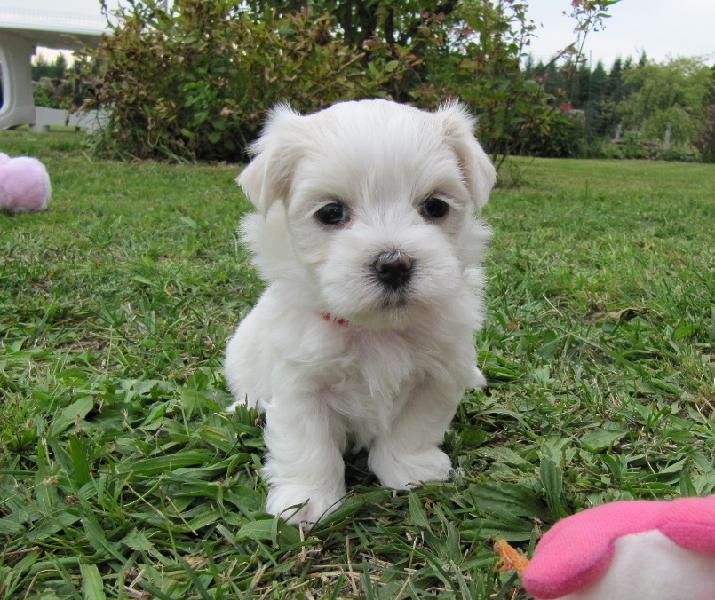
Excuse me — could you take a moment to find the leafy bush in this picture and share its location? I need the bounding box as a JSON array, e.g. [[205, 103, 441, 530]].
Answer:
[[696, 104, 715, 163], [590, 132, 700, 162], [33, 76, 75, 109], [641, 105, 696, 146], [406, 1, 554, 164], [620, 130, 653, 159], [82, 0, 619, 162], [518, 111, 587, 158], [30, 55, 76, 109], [618, 58, 712, 141], [590, 138, 625, 159], [82, 1, 415, 160]]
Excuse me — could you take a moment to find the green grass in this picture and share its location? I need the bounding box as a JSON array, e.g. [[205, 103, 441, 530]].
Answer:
[[1, 129, 714, 599]]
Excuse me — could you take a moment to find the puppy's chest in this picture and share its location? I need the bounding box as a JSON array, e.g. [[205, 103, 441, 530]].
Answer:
[[318, 330, 436, 428]]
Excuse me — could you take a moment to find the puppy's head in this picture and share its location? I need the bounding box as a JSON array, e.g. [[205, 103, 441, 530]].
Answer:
[[238, 99, 495, 330]]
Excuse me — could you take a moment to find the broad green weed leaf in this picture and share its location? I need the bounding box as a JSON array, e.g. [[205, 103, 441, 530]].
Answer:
[[69, 435, 92, 486], [80, 563, 107, 600], [408, 493, 431, 529], [116, 449, 214, 476], [82, 516, 124, 562], [470, 482, 547, 519], [581, 428, 627, 452], [540, 458, 566, 519], [236, 518, 300, 546], [49, 397, 93, 438], [26, 512, 81, 541], [0, 516, 24, 535]]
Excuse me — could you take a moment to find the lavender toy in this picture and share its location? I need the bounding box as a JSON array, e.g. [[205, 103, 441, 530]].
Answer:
[[0, 152, 52, 213]]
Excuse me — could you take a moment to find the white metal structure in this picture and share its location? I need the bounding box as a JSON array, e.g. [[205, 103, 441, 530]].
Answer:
[[0, 1, 118, 129]]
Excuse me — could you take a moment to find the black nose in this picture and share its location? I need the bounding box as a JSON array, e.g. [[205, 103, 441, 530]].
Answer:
[[373, 250, 413, 289]]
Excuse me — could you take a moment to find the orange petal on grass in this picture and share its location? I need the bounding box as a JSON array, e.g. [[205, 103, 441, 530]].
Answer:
[[494, 539, 530, 575]]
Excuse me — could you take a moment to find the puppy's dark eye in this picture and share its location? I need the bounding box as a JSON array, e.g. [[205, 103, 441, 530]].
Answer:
[[315, 201, 349, 226], [420, 196, 450, 220]]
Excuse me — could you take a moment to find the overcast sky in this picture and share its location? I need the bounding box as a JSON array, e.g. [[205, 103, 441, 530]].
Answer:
[[526, 0, 715, 66], [32, 0, 715, 67]]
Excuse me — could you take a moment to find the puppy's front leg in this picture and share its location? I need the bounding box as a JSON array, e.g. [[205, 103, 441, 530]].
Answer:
[[263, 396, 346, 525], [368, 378, 465, 490]]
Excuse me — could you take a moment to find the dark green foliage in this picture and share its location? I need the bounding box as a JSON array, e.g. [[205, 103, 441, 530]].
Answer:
[[410, 1, 559, 167], [32, 54, 69, 81], [518, 111, 587, 158], [695, 67, 715, 163], [1, 130, 714, 598], [246, 0, 461, 50], [697, 103, 715, 163], [530, 54, 713, 160], [31, 54, 77, 109], [82, 0, 620, 163], [25, 1, 715, 162], [81, 1, 413, 160]]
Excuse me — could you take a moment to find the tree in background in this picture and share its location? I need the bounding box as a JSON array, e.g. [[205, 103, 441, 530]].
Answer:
[[695, 65, 715, 162], [527, 52, 713, 161], [83, 0, 619, 162], [30, 54, 76, 109], [618, 57, 712, 147], [245, 0, 461, 51], [32, 54, 68, 80], [83, 0, 417, 159], [245, 0, 619, 165]]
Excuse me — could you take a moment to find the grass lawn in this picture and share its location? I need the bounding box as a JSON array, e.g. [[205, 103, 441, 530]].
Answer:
[[1, 130, 714, 599]]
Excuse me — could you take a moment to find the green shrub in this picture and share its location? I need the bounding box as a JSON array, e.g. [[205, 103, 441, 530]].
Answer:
[[619, 130, 654, 159], [81, 1, 414, 160], [33, 76, 75, 109], [517, 111, 587, 158], [589, 132, 700, 162], [407, 2, 564, 167], [696, 104, 715, 163], [82, 0, 620, 163], [589, 138, 625, 160]]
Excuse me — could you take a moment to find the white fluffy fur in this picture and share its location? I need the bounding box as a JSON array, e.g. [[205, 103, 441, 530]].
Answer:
[[225, 99, 496, 524], [558, 530, 715, 600]]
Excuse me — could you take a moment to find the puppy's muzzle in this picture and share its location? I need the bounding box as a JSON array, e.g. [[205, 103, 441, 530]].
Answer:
[[372, 250, 413, 290]]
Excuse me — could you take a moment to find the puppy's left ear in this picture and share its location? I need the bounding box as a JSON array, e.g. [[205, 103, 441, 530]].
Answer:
[[438, 102, 496, 210], [237, 105, 304, 215]]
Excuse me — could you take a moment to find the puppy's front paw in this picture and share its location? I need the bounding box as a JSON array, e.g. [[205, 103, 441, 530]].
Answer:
[[369, 444, 451, 490], [266, 483, 343, 526]]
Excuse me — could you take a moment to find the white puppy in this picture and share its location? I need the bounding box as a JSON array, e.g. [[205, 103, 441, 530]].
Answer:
[[225, 99, 496, 524]]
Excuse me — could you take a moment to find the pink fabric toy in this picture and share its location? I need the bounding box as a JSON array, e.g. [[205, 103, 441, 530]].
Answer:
[[0, 152, 52, 213], [523, 496, 715, 600]]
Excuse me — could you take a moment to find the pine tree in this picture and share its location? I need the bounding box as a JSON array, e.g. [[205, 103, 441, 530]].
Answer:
[[586, 61, 609, 138], [608, 57, 624, 102]]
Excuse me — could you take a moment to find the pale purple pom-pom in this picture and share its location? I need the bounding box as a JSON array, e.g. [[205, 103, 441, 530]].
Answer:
[[0, 154, 52, 214]]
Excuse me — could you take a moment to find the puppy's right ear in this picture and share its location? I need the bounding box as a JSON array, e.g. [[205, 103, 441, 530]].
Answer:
[[237, 105, 304, 215]]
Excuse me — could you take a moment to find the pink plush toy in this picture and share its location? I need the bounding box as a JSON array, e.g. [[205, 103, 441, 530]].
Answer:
[[0, 152, 52, 213], [521, 496, 715, 600]]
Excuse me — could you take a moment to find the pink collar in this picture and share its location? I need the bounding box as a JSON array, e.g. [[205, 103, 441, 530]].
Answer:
[[321, 312, 350, 327]]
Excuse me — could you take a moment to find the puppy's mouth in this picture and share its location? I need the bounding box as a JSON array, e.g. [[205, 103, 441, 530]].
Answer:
[[327, 278, 416, 331], [380, 288, 410, 309]]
